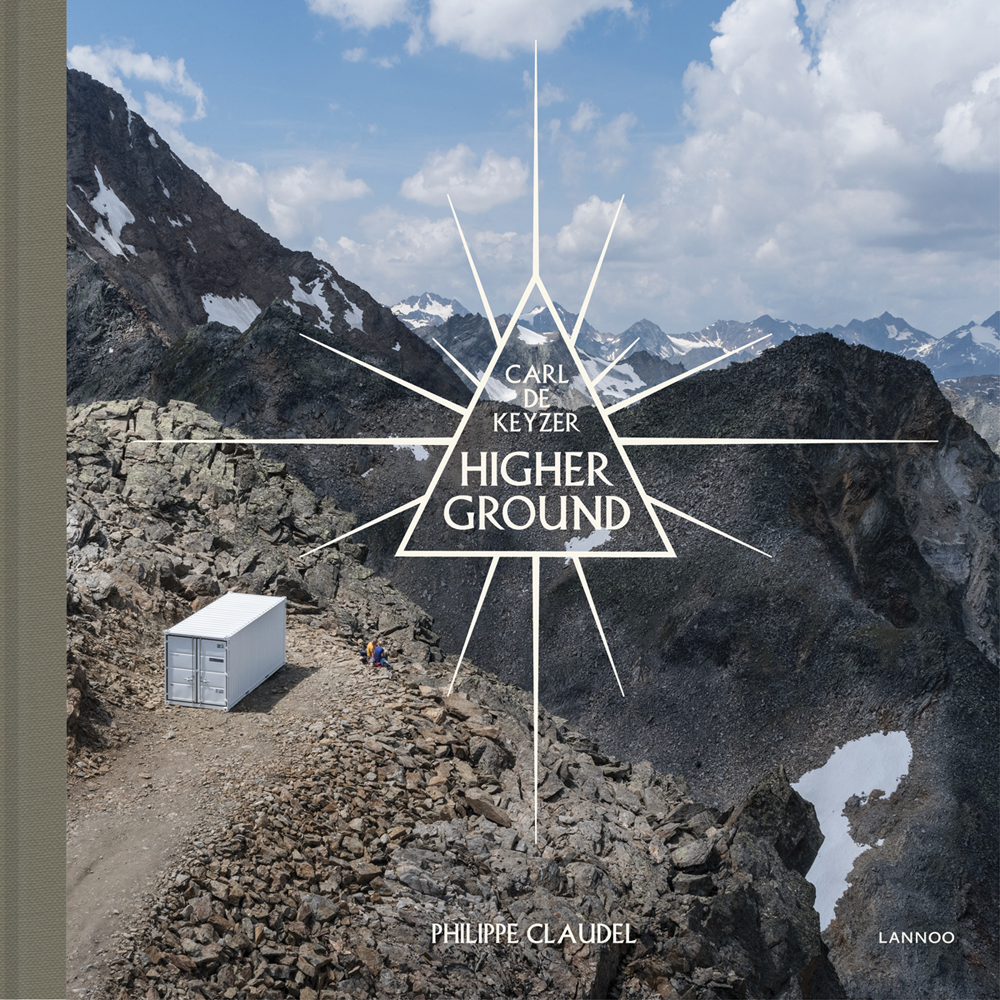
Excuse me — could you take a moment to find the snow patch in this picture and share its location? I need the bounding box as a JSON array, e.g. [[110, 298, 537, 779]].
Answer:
[[564, 527, 612, 556], [392, 443, 430, 461], [159, 179, 170, 198], [344, 301, 364, 331], [330, 281, 364, 331], [201, 294, 261, 333], [167, 217, 182, 227], [186, 238, 197, 254], [577, 356, 646, 401], [148, 133, 158, 148], [667, 334, 717, 353], [517, 326, 550, 346], [89, 166, 136, 255], [479, 373, 518, 402], [968, 324, 1000, 349], [392, 295, 464, 325], [793, 731, 912, 930], [288, 276, 333, 332], [393, 342, 401, 351]]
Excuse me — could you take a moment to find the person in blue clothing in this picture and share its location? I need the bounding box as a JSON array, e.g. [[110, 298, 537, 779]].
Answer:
[[372, 640, 392, 672]]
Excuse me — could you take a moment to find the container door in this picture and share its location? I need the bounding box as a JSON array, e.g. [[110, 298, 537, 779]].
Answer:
[[198, 640, 228, 708], [165, 635, 196, 704]]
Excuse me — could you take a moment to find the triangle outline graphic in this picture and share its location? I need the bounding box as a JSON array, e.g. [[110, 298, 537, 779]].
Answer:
[[395, 276, 676, 559]]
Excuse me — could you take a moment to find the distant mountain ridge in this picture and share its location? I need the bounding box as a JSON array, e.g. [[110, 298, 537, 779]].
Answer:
[[395, 292, 999, 382]]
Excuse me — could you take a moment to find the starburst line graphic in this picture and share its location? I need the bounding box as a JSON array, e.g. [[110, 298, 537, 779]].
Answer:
[[149, 44, 938, 844]]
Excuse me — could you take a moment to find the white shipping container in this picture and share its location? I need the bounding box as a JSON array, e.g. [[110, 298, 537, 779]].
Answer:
[[164, 593, 286, 711]]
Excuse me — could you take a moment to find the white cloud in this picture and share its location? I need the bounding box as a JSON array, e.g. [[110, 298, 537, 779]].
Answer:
[[342, 46, 399, 67], [555, 195, 636, 256], [148, 129, 368, 242], [266, 163, 370, 239], [595, 111, 636, 175], [570, 99, 600, 132], [592, 0, 1000, 331], [427, 0, 633, 58], [934, 64, 1000, 170], [400, 144, 529, 212], [307, 0, 411, 30], [67, 44, 206, 120], [522, 70, 566, 106], [308, 0, 633, 59]]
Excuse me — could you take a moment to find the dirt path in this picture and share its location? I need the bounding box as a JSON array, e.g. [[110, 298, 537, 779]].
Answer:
[[66, 620, 388, 997]]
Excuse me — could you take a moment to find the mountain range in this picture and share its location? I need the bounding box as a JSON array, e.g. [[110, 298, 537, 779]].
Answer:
[[66, 67, 999, 1000], [393, 292, 999, 383]]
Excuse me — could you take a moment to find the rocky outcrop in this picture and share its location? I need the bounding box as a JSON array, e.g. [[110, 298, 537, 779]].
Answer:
[[66, 398, 443, 756], [104, 663, 842, 999]]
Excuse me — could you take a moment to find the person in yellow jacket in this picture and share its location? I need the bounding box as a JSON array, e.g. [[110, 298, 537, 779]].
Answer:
[[366, 639, 375, 664]]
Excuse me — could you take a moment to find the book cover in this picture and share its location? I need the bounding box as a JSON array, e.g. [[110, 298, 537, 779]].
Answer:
[[63, 3, 998, 999]]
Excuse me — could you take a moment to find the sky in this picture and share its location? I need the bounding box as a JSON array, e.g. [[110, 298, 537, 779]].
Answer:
[[68, 0, 998, 337]]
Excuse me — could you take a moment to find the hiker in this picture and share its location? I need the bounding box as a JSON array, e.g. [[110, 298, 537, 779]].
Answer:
[[372, 641, 389, 671], [366, 638, 375, 664]]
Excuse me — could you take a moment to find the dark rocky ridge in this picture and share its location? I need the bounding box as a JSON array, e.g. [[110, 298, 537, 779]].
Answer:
[[367, 335, 998, 999], [67, 69, 469, 407]]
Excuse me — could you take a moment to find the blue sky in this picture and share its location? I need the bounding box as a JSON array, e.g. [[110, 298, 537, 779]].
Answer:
[[69, 0, 998, 336]]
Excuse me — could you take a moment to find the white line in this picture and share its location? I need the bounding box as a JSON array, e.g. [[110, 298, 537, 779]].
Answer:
[[153, 437, 455, 446], [532, 42, 539, 281], [562, 333, 677, 557], [619, 437, 939, 446], [300, 497, 424, 558], [572, 195, 624, 347], [447, 196, 501, 347], [432, 338, 481, 388], [532, 554, 540, 844], [646, 497, 772, 558], [446, 556, 499, 696], [394, 288, 530, 558], [299, 332, 468, 415], [502, 276, 538, 340], [398, 550, 679, 558], [592, 336, 640, 388], [573, 557, 625, 697], [604, 335, 772, 415]]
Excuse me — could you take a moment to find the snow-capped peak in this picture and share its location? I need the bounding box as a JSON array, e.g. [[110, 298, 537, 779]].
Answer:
[[391, 292, 469, 330]]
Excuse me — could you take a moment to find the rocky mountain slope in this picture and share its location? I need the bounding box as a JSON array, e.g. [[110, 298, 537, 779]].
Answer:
[[67, 69, 468, 409], [66, 397, 447, 755], [939, 374, 999, 453], [67, 400, 844, 1000], [373, 334, 998, 1000]]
